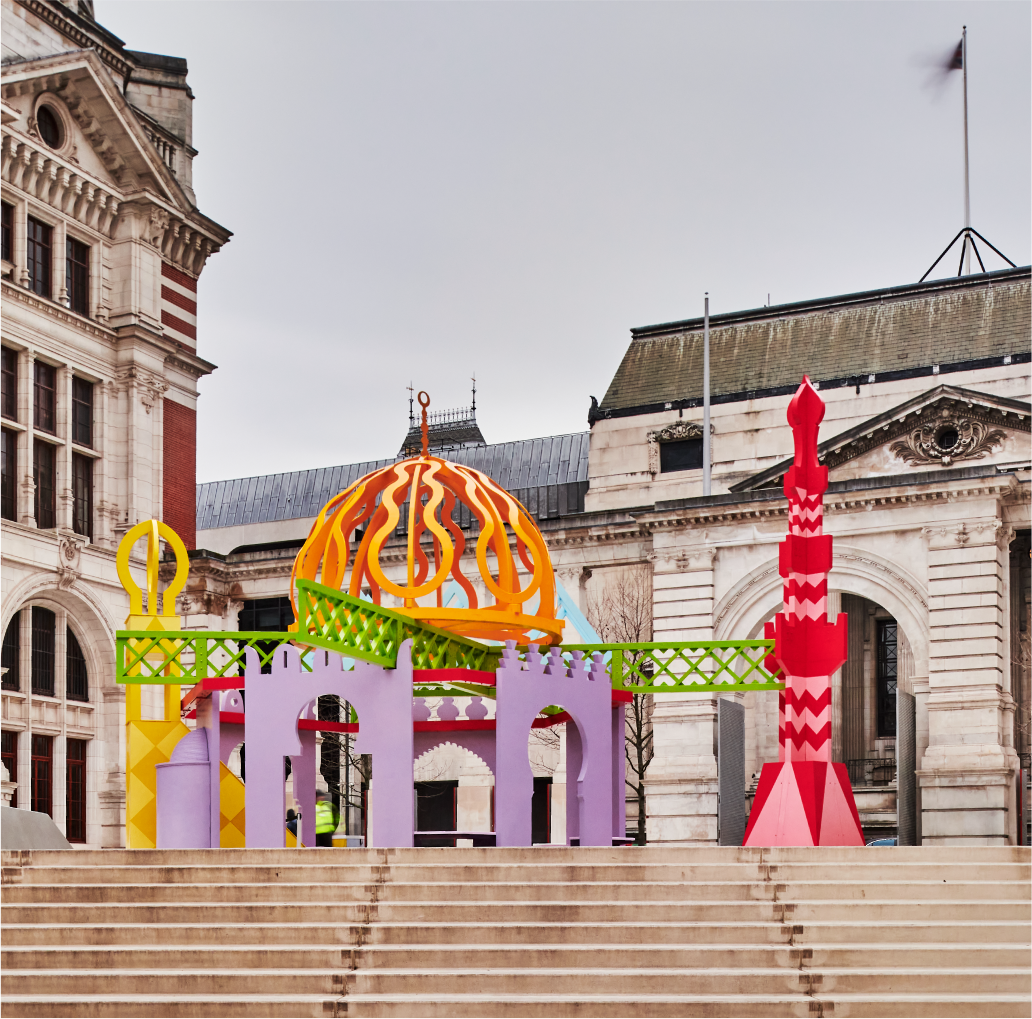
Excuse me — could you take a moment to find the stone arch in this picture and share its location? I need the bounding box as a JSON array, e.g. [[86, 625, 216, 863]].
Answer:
[[0, 574, 118, 692], [713, 545, 928, 675]]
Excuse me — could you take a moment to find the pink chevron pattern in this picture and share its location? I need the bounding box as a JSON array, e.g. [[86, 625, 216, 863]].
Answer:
[[745, 377, 864, 847]]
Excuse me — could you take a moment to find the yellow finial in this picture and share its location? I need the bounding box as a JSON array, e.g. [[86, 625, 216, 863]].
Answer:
[[116, 519, 189, 621]]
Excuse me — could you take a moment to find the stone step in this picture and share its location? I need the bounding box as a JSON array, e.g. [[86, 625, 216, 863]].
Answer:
[[4, 845, 1028, 867], [348, 967, 1032, 996], [0, 994, 336, 1019], [0, 969, 340, 996], [7, 861, 1027, 885], [7, 941, 1028, 972], [353, 943, 1032, 970], [2, 992, 1029, 1019], [4, 965, 1028, 998], [334, 995, 1032, 1019]]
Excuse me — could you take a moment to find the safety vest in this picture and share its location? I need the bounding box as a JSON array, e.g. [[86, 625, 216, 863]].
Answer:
[[315, 800, 339, 834]]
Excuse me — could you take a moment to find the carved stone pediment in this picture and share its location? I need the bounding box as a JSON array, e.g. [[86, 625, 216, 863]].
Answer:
[[731, 385, 1030, 492], [889, 409, 1007, 467]]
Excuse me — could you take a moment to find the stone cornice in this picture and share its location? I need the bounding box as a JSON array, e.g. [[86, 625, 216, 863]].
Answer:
[[1, 278, 117, 341], [636, 471, 1019, 532]]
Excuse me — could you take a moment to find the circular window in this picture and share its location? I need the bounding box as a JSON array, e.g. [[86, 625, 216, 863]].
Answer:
[[936, 427, 959, 451], [36, 105, 62, 148]]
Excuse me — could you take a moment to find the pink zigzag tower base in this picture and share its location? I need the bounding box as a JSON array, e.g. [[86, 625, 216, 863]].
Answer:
[[743, 377, 864, 847]]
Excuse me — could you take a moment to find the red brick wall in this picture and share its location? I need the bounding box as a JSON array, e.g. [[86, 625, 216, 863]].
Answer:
[[163, 399, 197, 549]]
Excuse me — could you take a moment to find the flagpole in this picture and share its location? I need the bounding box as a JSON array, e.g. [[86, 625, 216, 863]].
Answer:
[[962, 25, 970, 274], [703, 293, 711, 496]]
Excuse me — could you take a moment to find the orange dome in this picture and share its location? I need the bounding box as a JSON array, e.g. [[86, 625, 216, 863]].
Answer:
[[290, 448, 563, 646]]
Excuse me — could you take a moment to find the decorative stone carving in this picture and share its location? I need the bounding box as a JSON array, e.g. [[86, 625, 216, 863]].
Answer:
[[647, 421, 704, 476], [889, 411, 1007, 467]]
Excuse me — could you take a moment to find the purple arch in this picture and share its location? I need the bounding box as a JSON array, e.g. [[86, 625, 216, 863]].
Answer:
[[494, 644, 612, 847], [244, 642, 415, 848]]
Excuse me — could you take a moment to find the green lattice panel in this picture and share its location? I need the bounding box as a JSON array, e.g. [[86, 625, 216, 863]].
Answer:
[[561, 641, 783, 694], [295, 579, 502, 672], [117, 632, 303, 684]]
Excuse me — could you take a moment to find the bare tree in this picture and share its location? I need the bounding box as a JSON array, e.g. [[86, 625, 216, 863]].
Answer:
[[586, 566, 654, 845]]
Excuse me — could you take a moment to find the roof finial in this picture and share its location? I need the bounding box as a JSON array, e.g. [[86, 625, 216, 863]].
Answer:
[[418, 391, 430, 457], [471, 373, 476, 416], [407, 383, 415, 428]]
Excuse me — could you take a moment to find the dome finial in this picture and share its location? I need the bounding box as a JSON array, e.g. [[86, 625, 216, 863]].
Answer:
[[418, 391, 431, 457]]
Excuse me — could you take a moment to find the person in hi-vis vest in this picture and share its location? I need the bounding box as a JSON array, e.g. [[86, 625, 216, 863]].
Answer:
[[314, 791, 340, 847]]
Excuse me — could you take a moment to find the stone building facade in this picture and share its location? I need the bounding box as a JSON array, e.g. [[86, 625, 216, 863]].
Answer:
[[1, 0, 229, 846], [193, 269, 1030, 847]]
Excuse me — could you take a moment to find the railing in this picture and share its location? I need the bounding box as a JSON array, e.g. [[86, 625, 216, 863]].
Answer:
[[845, 758, 897, 787]]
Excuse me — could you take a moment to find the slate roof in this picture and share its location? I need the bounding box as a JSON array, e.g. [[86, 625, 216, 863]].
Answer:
[[196, 432, 591, 532], [600, 268, 1031, 413]]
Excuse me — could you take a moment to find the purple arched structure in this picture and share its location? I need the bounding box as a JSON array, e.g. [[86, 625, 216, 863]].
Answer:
[[243, 642, 415, 848], [495, 644, 613, 847], [157, 639, 628, 850]]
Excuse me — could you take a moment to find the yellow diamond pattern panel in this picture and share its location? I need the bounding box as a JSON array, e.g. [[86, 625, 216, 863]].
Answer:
[[126, 720, 190, 849], [219, 763, 246, 848]]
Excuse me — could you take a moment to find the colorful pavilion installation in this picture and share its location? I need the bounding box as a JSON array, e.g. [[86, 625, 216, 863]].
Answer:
[[117, 383, 857, 850], [743, 378, 866, 847]]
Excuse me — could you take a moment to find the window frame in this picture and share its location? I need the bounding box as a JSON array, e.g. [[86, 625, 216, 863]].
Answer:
[[1, 347, 16, 422], [1, 427, 16, 522], [31, 605, 56, 697], [66, 625, 89, 703], [1, 201, 12, 264], [65, 737, 87, 842], [71, 451, 92, 540], [659, 437, 704, 474], [31, 733, 53, 817], [66, 236, 90, 317], [71, 376, 93, 447], [33, 438, 56, 529], [33, 360, 56, 434], [2, 611, 20, 692], [26, 216, 52, 300]]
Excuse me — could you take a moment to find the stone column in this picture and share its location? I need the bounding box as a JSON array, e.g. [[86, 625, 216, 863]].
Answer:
[[918, 519, 1019, 844], [645, 547, 719, 844]]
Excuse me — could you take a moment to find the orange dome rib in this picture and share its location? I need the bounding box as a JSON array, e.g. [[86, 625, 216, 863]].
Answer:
[[290, 454, 563, 646]]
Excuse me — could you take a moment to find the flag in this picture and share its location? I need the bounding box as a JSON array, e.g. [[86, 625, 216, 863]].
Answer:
[[946, 39, 963, 71]]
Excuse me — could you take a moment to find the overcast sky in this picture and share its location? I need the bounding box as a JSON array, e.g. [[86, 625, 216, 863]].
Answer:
[[97, 1, 1031, 483]]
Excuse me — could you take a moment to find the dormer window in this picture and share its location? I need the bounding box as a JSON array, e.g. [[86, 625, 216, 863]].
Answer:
[[37, 105, 62, 149]]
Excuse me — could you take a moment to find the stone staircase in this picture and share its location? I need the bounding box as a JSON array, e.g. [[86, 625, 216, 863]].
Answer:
[[1, 846, 1029, 1018]]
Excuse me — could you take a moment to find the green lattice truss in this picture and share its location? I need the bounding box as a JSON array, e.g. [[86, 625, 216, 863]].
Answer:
[[117, 578, 783, 694]]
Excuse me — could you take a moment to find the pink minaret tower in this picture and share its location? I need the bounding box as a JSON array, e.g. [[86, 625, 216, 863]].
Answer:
[[743, 377, 865, 847]]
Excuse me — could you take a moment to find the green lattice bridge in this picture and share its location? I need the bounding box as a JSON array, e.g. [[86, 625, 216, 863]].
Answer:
[[116, 578, 783, 694]]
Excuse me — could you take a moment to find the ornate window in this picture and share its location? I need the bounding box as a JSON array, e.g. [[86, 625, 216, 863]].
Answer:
[[2, 613, 20, 691], [647, 421, 705, 475], [31, 733, 52, 816], [33, 361, 55, 433], [36, 105, 62, 149]]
